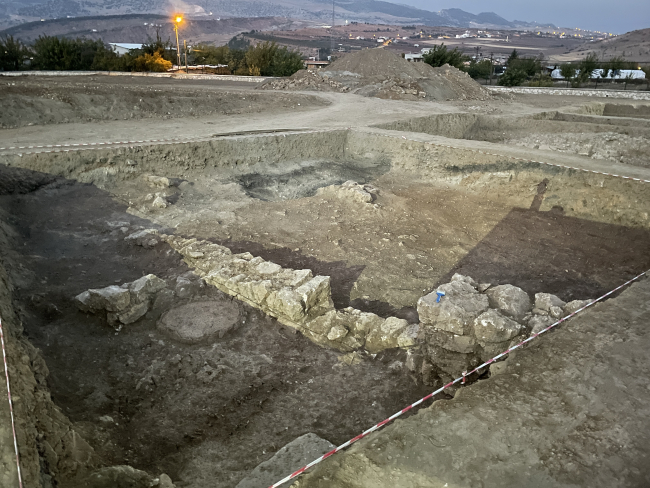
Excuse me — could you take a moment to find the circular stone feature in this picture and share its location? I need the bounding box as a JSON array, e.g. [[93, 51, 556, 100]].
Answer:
[[157, 299, 240, 344]]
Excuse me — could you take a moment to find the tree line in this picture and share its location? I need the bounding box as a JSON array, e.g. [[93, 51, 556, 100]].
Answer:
[[0, 34, 304, 77], [419, 44, 648, 88]]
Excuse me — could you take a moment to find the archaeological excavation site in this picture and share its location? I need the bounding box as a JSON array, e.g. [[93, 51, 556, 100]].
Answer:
[[1, 68, 650, 488]]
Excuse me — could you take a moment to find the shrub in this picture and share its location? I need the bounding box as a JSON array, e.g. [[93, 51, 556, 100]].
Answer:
[[423, 44, 468, 70]]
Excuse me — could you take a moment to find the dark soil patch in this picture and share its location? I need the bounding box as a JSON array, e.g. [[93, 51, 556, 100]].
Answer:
[[442, 206, 650, 301]]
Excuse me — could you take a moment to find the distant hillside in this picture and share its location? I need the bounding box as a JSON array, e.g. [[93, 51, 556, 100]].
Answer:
[[554, 28, 650, 63], [0, 0, 560, 31], [0, 14, 306, 45]]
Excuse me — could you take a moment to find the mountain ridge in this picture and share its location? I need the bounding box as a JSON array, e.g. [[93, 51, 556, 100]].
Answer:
[[0, 0, 558, 31]]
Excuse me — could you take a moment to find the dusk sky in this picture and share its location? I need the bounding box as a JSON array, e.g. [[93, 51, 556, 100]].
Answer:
[[403, 0, 650, 34]]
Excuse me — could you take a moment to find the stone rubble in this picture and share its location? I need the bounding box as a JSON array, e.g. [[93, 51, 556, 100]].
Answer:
[[75, 274, 168, 329], [316, 180, 379, 205], [416, 273, 592, 386]]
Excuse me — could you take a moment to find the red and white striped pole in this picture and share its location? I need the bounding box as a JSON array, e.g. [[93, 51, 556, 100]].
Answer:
[[268, 270, 646, 488], [0, 316, 23, 488]]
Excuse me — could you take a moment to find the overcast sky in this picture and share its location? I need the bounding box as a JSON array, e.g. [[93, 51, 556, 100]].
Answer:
[[403, 0, 649, 34]]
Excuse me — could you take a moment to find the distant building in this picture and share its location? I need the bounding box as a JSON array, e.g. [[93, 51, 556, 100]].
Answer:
[[305, 60, 330, 70], [404, 53, 423, 62], [551, 68, 646, 80], [109, 43, 143, 56]]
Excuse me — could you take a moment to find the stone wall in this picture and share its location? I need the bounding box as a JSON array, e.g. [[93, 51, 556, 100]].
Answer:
[[165, 235, 418, 353]]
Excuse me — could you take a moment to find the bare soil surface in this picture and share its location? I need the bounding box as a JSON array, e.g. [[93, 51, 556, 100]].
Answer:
[[0, 166, 432, 488], [1, 75, 650, 488], [0, 76, 328, 129], [294, 275, 650, 488]]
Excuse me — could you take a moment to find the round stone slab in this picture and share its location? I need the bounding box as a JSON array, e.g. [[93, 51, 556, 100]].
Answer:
[[157, 299, 240, 344]]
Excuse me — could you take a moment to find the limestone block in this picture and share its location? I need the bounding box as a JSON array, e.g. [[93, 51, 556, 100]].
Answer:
[[397, 323, 419, 348], [426, 344, 476, 377], [125, 228, 160, 248], [534, 293, 567, 312], [450, 273, 478, 288], [78, 285, 131, 313], [117, 301, 150, 325], [265, 287, 306, 323], [235, 433, 335, 488], [549, 306, 564, 319], [129, 274, 167, 303], [474, 309, 522, 345], [237, 279, 274, 305], [486, 284, 531, 320], [417, 289, 489, 335], [426, 329, 477, 354], [296, 276, 331, 312], [563, 299, 593, 316], [365, 317, 409, 353], [256, 261, 282, 276], [529, 314, 555, 334]]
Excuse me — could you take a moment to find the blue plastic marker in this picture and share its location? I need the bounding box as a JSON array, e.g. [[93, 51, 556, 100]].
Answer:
[[436, 291, 446, 303]]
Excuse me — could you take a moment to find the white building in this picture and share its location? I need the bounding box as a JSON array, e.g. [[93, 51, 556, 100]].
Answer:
[[404, 53, 423, 62], [551, 68, 645, 80], [109, 43, 143, 56]]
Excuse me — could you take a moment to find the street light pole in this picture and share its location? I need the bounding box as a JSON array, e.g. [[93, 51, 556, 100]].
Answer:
[[173, 16, 182, 69]]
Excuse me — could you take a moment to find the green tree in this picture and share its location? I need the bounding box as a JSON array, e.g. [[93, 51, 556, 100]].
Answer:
[[32, 36, 114, 70], [245, 41, 278, 76], [576, 53, 599, 86], [266, 46, 304, 77], [559, 63, 577, 87], [191, 43, 230, 65], [498, 68, 527, 86], [228, 35, 251, 51], [467, 59, 492, 80], [422, 43, 468, 70], [0, 35, 30, 71]]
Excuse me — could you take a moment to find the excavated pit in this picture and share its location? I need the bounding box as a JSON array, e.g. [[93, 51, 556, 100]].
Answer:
[[377, 110, 650, 168], [1, 129, 650, 487], [235, 158, 390, 202]]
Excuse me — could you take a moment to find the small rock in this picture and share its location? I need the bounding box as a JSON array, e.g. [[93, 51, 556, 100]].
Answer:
[[473, 309, 522, 345], [549, 306, 564, 319], [451, 273, 477, 288], [529, 315, 554, 334], [563, 299, 593, 316], [405, 349, 423, 372], [130, 274, 167, 303], [235, 434, 335, 488], [534, 293, 566, 312], [125, 229, 160, 248], [327, 324, 349, 341], [478, 283, 491, 292], [158, 474, 175, 488], [152, 196, 168, 208]]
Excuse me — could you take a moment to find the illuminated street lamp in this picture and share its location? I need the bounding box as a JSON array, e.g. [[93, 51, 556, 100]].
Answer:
[[173, 15, 182, 68]]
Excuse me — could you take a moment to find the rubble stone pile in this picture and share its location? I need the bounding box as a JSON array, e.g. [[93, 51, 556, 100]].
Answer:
[[412, 273, 592, 386]]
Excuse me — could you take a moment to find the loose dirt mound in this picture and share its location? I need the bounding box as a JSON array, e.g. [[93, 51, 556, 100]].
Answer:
[[261, 48, 490, 101]]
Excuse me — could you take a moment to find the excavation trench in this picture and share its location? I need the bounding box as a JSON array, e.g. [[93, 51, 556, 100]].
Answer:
[[376, 107, 650, 168], [1, 129, 649, 487]]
